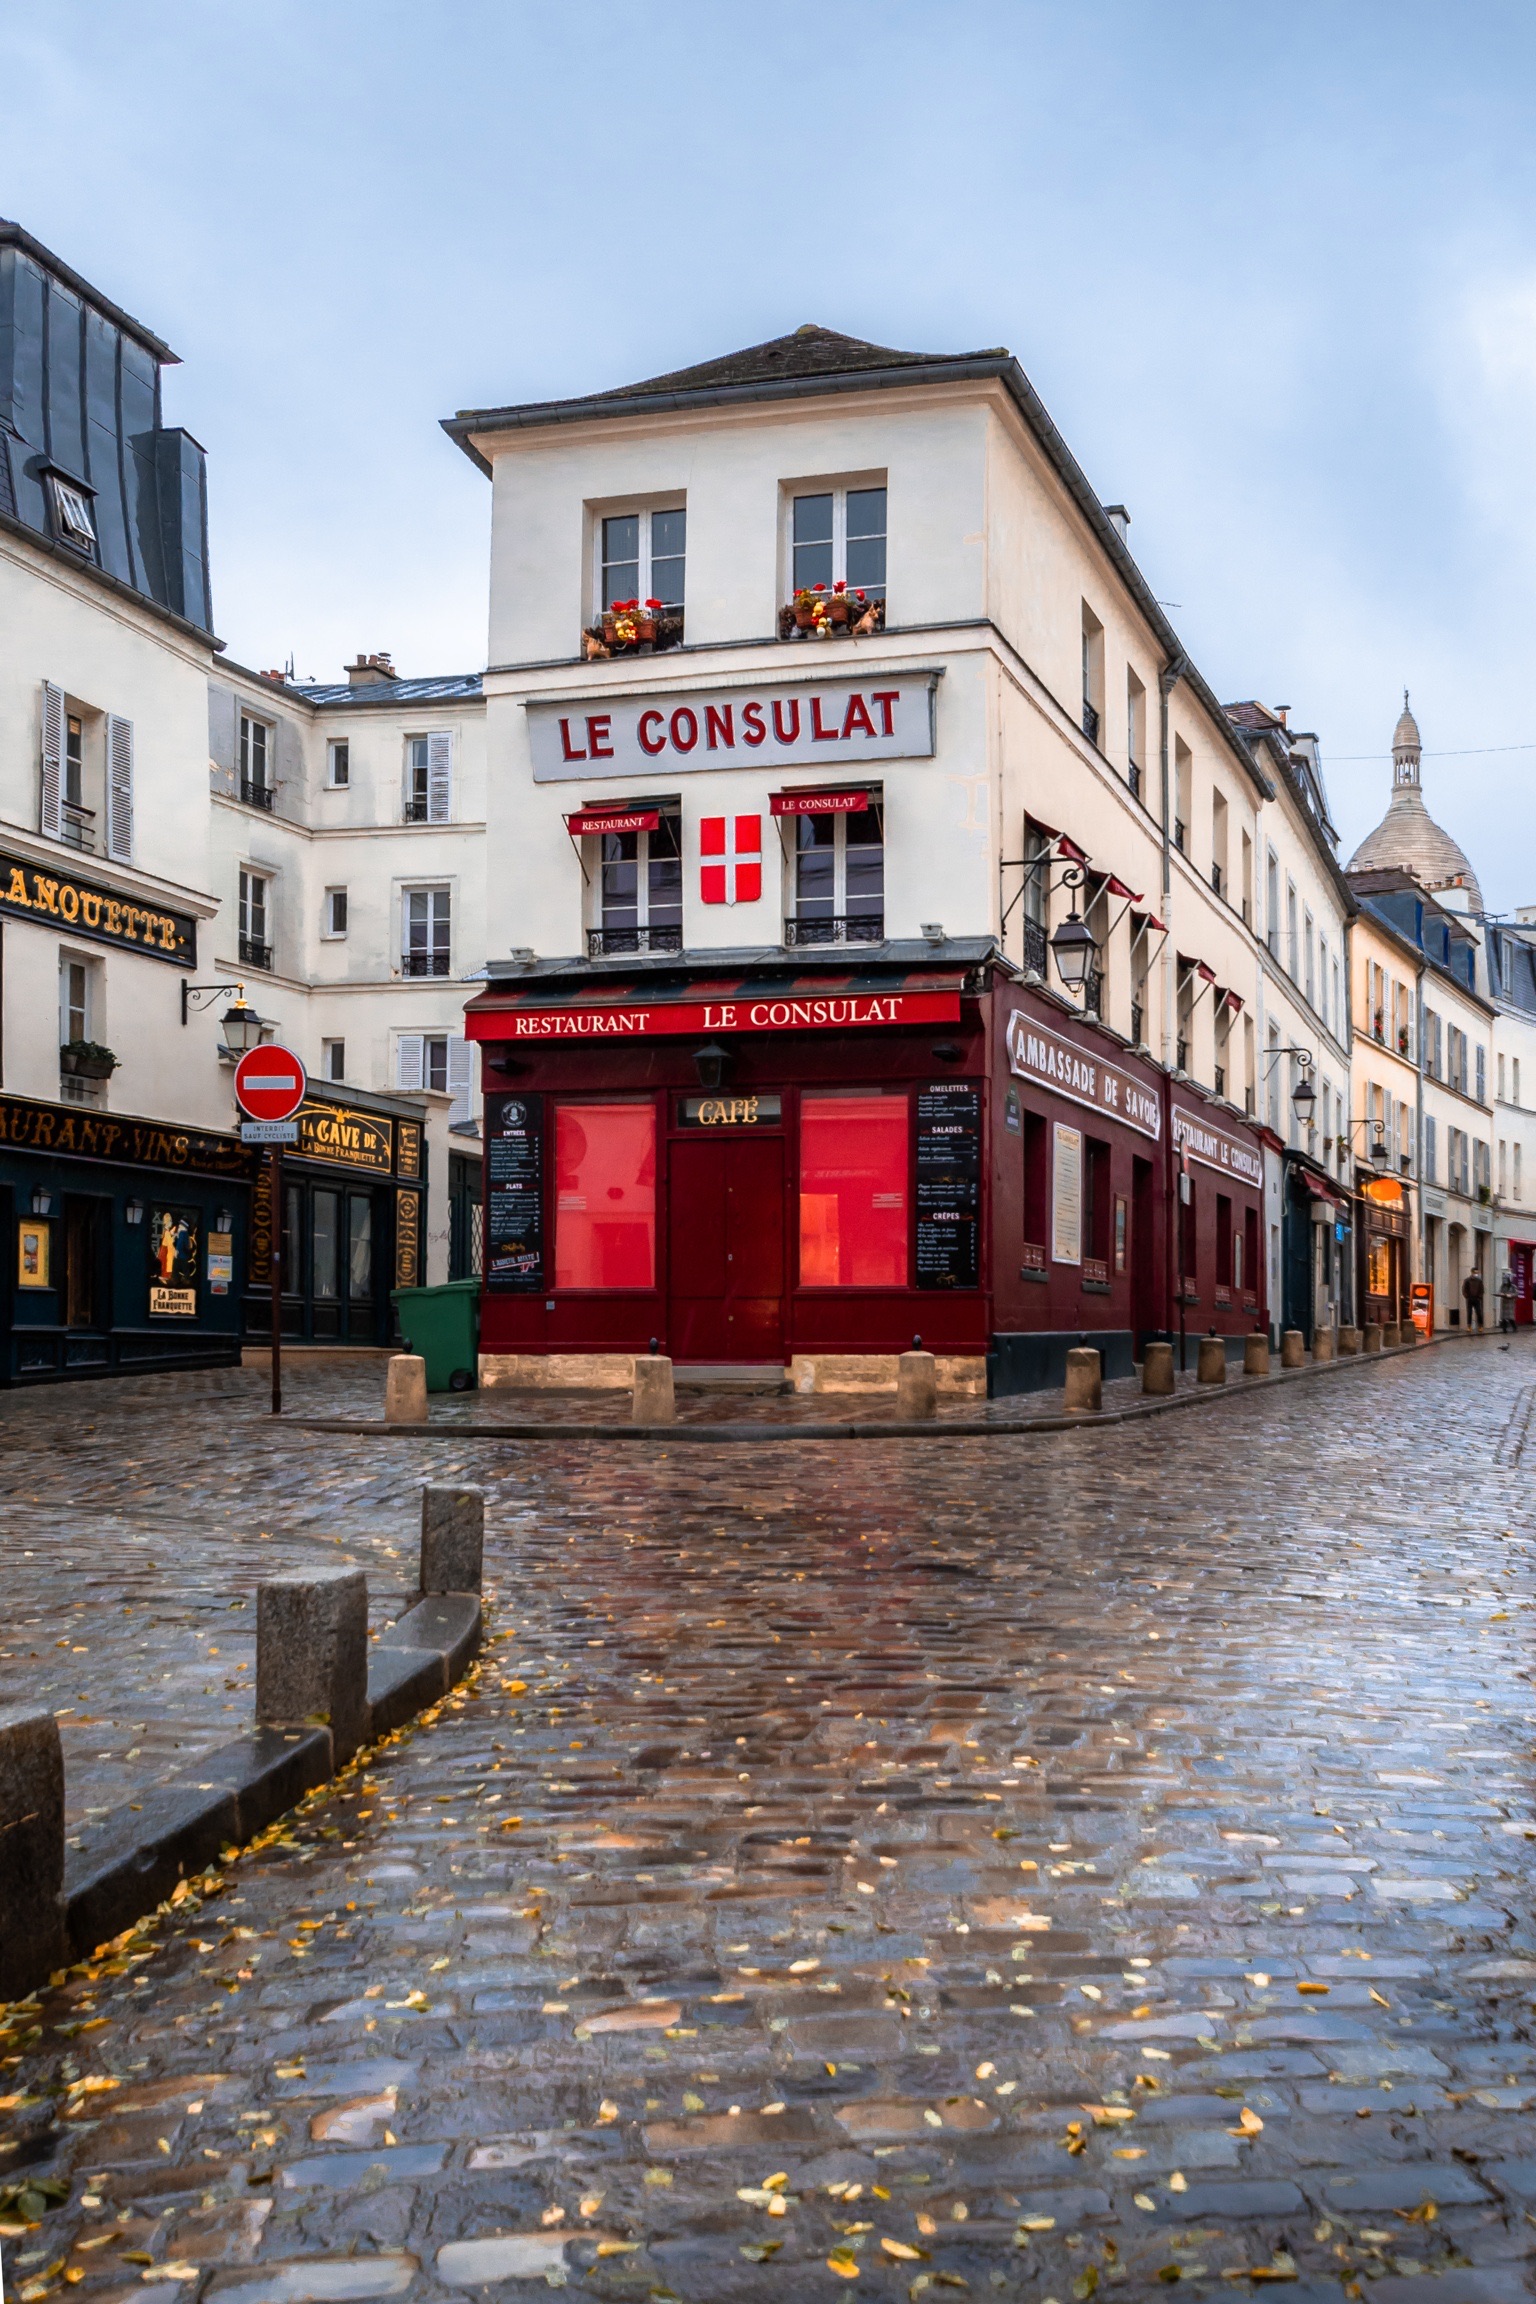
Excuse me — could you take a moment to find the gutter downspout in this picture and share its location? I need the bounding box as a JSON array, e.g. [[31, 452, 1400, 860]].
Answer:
[[1159, 656, 1187, 1356]]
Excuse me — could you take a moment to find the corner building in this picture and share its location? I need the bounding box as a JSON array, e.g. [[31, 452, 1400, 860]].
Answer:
[[452, 327, 1303, 1391]]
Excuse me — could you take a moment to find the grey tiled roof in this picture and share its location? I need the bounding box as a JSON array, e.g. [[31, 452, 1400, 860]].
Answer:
[[604, 324, 991, 398], [291, 673, 484, 706]]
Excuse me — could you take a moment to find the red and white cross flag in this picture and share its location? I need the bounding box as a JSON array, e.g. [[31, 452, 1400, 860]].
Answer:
[[699, 814, 761, 905]]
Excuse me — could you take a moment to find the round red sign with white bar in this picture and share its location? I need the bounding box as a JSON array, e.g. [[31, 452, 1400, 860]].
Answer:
[[234, 1044, 307, 1123]]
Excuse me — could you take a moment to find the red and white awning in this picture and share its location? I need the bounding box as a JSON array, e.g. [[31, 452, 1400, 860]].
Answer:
[[564, 805, 660, 836], [769, 787, 873, 817]]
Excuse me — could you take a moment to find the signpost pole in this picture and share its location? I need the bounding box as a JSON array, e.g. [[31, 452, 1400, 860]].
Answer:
[[270, 1144, 282, 1416]]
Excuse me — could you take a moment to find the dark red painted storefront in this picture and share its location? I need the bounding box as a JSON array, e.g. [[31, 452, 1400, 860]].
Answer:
[[464, 956, 1266, 1392]]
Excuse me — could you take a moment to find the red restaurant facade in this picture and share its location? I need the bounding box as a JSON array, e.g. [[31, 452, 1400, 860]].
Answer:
[[464, 942, 1267, 1394]]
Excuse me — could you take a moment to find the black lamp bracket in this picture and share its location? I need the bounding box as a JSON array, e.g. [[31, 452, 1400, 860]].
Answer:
[[181, 979, 245, 1027]]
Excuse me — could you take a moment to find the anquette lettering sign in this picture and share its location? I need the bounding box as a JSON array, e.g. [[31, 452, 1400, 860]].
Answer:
[[0, 850, 196, 967]]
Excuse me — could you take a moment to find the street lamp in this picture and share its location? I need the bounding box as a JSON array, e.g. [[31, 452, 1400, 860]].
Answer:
[[1291, 1070, 1317, 1125], [1049, 910, 1099, 993], [1369, 1124, 1390, 1172], [219, 1000, 265, 1055]]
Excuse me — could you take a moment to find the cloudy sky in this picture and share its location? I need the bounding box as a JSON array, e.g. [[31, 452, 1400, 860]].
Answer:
[[6, 1, 1536, 905]]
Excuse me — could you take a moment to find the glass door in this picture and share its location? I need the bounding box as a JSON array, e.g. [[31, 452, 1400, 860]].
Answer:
[[347, 1193, 377, 1341]]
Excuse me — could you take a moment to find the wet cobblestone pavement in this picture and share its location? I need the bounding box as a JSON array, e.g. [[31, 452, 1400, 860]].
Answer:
[[4, 1334, 1536, 2302]]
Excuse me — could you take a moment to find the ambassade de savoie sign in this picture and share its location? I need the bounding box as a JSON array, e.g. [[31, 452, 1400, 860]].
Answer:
[[1005, 1010, 1162, 1139], [527, 673, 938, 782]]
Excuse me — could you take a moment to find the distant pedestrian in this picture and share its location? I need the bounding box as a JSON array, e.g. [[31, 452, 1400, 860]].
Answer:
[[1463, 1270, 1486, 1330], [1498, 1268, 1518, 1333]]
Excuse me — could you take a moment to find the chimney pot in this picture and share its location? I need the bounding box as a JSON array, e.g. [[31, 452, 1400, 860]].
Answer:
[[1103, 503, 1130, 542]]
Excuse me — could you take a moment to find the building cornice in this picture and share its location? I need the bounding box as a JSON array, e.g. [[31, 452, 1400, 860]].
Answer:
[[0, 505, 219, 654]]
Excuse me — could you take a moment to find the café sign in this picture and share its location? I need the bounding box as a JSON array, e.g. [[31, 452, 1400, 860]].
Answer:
[[528, 674, 938, 782], [1172, 1103, 1264, 1187], [1005, 1011, 1162, 1140], [0, 849, 196, 967]]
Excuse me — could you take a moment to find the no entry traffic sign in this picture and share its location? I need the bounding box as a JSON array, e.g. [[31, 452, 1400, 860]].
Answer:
[[234, 1043, 306, 1123]]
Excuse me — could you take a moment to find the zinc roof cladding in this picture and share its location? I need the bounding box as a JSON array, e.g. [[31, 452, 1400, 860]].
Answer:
[[1486, 923, 1536, 1020], [442, 325, 1271, 805], [0, 219, 178, 364], [289, 673, 484, 706]]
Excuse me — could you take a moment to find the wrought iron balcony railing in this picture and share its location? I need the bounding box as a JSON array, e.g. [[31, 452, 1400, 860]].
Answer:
[[587, 924, 684, 957], [784, 913, 884, 948]]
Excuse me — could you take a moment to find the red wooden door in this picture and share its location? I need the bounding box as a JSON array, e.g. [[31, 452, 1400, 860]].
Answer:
[[667, 1134, 784, 1362]]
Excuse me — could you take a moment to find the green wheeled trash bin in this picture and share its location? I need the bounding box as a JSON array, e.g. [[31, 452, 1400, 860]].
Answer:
[[391, 1278, 480, 1393]]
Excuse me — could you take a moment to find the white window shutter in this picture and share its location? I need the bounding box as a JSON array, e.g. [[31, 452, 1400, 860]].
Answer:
[[40, 681, 63, 839], [396, 1033, 425, 1091], [426, 731, 452, 823], [106, 714, 134, 861], [447, 1035, 475, 1126]]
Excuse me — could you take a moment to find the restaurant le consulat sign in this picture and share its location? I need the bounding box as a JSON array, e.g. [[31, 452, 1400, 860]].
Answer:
[[527, 673, 938, 782]]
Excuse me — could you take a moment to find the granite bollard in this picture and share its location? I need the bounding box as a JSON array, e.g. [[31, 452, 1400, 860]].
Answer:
[[1064, 1346, 1102, 1412], [385, 1354, 428, 1424], [1244, 1332, 1270, 1376], [897, 1349, 938, 1418], [1313, 1326, 1336, 1362], [1197, 1333, 1227, 1385], [1337, 1325, 1361, 1355], [421, 1485, 484, 1595], [1142, 1340, 1175, 1394], [0, 1706, 65, 2000], [632, 1353, 675, 1424], [257, 1565, 368, 1766], [1281, 1329, 1305, 1368], [1362, 1322, 1383, 1354]]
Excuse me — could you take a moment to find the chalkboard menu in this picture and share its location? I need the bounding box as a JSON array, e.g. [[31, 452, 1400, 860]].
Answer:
[[486, 1092, 545, 1292], [915, 1081, 981, 1289]]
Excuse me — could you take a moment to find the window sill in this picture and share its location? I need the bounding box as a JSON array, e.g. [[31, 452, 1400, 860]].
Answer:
[[1018, 1263, 1048, 1283], [1080, 1280, 1112, 1296]]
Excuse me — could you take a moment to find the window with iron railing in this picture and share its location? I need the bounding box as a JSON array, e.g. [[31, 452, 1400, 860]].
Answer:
[[239, 714, 274, 811], [402, 886, 451, 976], [1130, 1001, 1144, 1046], [594, 813, 682, 955], [789, 805, 883, 946], [238, 869, 272, 970], [1022, 916, 1048, 979], [1174, 818, 1186, 853], [1083, 968, 1104, 1018]]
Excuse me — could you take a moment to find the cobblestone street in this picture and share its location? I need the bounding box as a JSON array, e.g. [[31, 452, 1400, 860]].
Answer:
[[5, 1336, 1536, 2302]]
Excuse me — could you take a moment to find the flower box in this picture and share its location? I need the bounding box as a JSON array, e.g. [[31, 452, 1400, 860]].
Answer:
[[61, 1040, 118, 1080], [779, 584, 884, 640], [583, 599, 683, 659]]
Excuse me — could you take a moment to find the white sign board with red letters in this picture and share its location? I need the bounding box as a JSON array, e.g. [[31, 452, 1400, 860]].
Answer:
[[527, 674, 938, 782]]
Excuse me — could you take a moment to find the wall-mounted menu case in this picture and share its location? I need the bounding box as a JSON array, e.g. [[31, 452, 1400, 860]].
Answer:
[[915, 1081, 981, 1289], [486, 1092, 545, 1292]]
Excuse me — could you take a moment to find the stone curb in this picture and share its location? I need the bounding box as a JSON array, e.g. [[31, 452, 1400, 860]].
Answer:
[[3, 1487, 486, 2002], [281, 1328, 1495, 1445]]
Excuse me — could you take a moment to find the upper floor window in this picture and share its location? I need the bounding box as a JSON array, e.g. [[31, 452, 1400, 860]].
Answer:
[[1173, 738, 1191, 855], [239, 868, 272, 971], [1080, 603, 1104, 746], [404, 733, 452, 823], [782, 486, 887, 636], [327, 740, 350, 788], [403, 886, 451, 976], [586, 509, 686, 656], [787, 802, 884, 948], [591, 810, 682, 957], [323, 889, 348, 939], [1265, 849, 1279, 956], [49, 476, 96, 554], [321, 1038, 346, 1082], [62, 714, 94, 852], [239, 714, 274, 811], [1211, 789, 1228, 900], [1126, 670, 1146, 802], [1477, 1043, 1487, 1105]]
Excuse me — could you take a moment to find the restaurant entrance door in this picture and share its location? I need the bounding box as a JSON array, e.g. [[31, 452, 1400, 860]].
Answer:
[[667, 1133, 785, 1365]]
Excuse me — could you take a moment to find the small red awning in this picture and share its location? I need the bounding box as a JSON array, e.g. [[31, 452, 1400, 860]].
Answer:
[[565, 806, 659, 836], [1056, 833, 1090, 864], [1221, 988, 1243, 1012], [769, 787, 872, 818], [1105, 873, 1141, 900], [1197, 962, 1216, 985]]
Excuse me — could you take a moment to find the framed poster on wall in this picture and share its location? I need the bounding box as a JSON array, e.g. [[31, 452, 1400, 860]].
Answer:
[[150, 1204, 199, 1316], [17, 1220, 49, 1288]]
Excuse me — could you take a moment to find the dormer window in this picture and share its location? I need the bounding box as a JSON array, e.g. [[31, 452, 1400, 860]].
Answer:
[[49, 477, 96, 554]]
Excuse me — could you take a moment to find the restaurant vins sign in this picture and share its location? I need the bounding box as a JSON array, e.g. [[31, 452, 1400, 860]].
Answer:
[[528, 674, 937, 782]]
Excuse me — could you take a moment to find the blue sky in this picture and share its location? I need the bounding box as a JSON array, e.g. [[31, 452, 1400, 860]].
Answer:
[[6, 0, 1536, 905]]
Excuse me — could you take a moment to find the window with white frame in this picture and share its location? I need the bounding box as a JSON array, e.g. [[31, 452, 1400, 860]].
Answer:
[[1517, 1140, 1524, 1199], [59, 954, 104, 1102], [238, 868, 272, 969], [1286, 881, 1298, 980], [327, 739, 350, 788], [239, 714, 273, 808], [788, 802, 884, 946], [321, 1038, 346, 1082], [594, 810, 682, 955], [597, 506, 686, 623], [789, 484, 886, 604], [403, 733, 452, 823], [397, 1032, 475, 1125], [49, 476, 97, 552], [1266, 849, 1279, 956], [1126, 669, 1146, 801], [323, 888, 348, 939], [1424, 1114, 1437, 1182], [402, 886, 451, 976]]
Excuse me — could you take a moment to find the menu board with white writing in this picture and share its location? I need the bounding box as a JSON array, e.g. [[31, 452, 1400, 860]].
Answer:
[[486, 1092, 545, 1292], [915, 1082, 981, 1289]]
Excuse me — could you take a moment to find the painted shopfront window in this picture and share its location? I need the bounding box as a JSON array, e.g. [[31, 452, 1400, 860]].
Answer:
[[798, 1091, 908, 1287], [555, 1103, 657, 1290]]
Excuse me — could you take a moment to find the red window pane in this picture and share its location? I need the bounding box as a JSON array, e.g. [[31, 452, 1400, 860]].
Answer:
[[555, 1103, 656, 1289], [799, 1093, 908, 1287]]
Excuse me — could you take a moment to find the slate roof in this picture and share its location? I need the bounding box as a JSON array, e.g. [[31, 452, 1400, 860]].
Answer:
[[290, 673, 484, 706], [604, 324, 990, 397]]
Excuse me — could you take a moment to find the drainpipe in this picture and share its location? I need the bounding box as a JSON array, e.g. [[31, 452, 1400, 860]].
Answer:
[[1158, 657, 1187, 1353]]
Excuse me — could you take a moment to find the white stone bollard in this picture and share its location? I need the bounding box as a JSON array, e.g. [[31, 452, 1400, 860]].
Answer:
[[386, 1354, 428, 1424]]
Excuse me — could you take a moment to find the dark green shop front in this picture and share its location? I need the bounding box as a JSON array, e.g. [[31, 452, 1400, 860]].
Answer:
[[0, 1092, 251, 1384], [242, 1091, 425, 1346]]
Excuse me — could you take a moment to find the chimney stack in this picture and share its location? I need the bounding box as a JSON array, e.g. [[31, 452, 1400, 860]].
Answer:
[[1103, 503, 1130, 543], [346, 651, 396, 687]]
